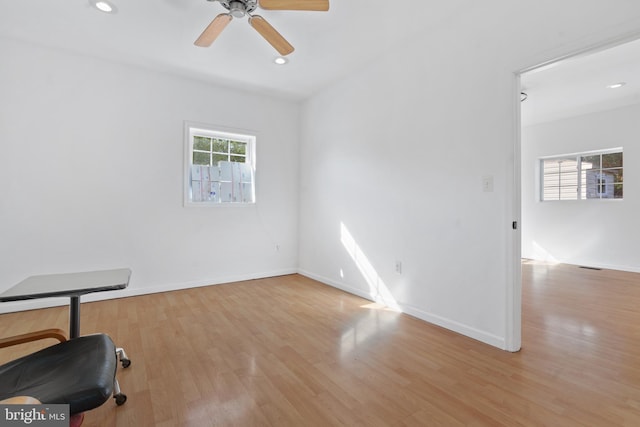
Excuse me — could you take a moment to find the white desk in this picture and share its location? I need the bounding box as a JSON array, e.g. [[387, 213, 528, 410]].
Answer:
[[0, 269, 131, 338]]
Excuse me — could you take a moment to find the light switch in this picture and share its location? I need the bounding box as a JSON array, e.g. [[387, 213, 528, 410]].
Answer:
[[482, 175, 494, 192]]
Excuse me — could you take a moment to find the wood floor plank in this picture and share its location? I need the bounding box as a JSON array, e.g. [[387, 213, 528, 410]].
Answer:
[[1, 262, 640, 425]]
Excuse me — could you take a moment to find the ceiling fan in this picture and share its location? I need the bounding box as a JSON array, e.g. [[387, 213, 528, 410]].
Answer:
[[195, 0, 330, 56]]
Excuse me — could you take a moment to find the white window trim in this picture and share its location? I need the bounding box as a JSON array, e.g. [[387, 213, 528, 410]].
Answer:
[[183, 121, 257, 207], [539, 147, 623, 202]]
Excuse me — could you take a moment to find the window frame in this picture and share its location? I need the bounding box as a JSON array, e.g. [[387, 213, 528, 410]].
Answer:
[[539, 147, 623, 202], [183, 121, 256, 207]]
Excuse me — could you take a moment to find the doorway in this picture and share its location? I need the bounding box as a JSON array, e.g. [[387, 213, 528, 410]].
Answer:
[[515, 36, 640, 349]]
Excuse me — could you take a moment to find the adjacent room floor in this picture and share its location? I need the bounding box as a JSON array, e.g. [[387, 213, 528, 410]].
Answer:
[[1, 263, 639, 426]]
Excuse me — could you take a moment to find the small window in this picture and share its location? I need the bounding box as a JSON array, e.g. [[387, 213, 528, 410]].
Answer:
[[184, 122, 255, 205], [540, 149, 623, 201]]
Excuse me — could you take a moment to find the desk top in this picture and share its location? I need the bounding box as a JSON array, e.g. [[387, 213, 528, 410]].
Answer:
[[0, 268, 131, 302]]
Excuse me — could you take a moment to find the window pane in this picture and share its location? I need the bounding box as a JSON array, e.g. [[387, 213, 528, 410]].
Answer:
[[212, 153, 227, 165], [212, 138, 229, 153], [586, 170, 620, 199], [541, 158, 579, 201], [614, 183, 623, 198], [543, 189, 560, 201], [193, 152, 210, 165], [559, 187, 578, 200], [585, 170, 600, 198], [580, 155, 600, 169], [603, 168, 623, 183], [230, 155, 245, 163], [602, 152, 623, 168], [542, 158, 578, 173], [193, 136, 211, 151], [558, 171, 578, 185], [230, 141, 247, 155]]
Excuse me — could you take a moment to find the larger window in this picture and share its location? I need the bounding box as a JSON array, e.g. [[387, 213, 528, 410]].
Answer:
[[540, 148, 623, 201], [184, 122, 255, 205]]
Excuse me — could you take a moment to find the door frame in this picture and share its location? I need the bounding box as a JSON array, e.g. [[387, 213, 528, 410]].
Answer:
[[507, 31, 640, 352]]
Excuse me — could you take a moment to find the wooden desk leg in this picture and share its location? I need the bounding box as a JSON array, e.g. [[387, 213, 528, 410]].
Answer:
[[69, 295, 81, 339]]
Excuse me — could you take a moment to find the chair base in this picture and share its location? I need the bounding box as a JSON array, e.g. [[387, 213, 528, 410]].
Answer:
[[116, 347, 131, 368], [114, 346, 131, 405]]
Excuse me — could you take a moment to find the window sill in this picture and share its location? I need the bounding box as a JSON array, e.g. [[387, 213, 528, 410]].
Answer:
[[184, 201, 257, 208]]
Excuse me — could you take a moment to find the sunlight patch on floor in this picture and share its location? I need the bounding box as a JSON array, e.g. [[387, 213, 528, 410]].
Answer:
[[360, 302, 400, 311]]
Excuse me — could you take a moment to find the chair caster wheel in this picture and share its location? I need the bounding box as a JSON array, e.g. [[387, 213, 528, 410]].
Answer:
[[114, 393, 127, 406], [121, 358, 131, 368]]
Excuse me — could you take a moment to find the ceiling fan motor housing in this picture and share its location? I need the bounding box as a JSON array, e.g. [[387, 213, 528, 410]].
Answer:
[[215, 0, 258, 17]]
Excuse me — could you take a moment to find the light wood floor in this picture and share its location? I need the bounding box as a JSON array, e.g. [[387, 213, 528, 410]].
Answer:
[[1, 264, 640, 426]]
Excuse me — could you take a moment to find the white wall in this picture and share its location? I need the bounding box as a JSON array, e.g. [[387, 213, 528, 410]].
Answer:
[[522, 104, 640, 272], [0, 38, 300, 311], [298, 1, 640, 349]]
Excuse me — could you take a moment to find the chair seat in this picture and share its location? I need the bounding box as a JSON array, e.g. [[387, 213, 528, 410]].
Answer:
[[0, 334, 117, 414]]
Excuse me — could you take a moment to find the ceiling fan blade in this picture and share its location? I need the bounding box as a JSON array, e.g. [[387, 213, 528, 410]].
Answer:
[[249, 15, 295, 56], [194, 13, 232, 47], [259, 0, 329, 11]]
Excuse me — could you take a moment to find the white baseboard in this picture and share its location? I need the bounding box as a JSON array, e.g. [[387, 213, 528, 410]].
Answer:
[[575, 262, 640, 273], [399, 304, 506, 349], [298, 269, 506, 350], [0, 268, 298, 314], [524, 257, 640, 274], [297, 269, 376, 301]]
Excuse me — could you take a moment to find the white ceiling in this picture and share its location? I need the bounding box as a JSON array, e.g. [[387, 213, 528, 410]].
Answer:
[[0, 0, 468, 100], [521, 37, 640, 126], [2, 0, 639, 118]]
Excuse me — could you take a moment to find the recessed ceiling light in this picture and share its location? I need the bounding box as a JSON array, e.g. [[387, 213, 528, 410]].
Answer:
[[274, 56, 288, 65], [90, 0, 117, 14], [606, 82, 626, 89]]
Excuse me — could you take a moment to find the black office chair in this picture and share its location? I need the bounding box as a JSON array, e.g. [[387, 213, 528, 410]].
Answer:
[[0, 329, 128, 418]]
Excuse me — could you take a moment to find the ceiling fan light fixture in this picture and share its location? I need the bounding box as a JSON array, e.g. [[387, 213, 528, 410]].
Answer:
[[229, 1, 247, 18], [274, 56, 288, 65]]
